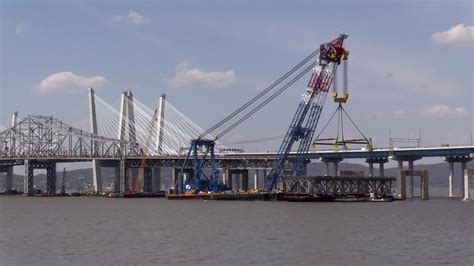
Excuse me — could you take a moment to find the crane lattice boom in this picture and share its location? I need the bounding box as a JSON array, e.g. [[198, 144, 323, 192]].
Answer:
[[266, 34, 349, 191]]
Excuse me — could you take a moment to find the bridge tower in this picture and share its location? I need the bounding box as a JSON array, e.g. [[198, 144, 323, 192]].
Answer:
[[89, 88, 103, 192], [2, 112, 18, 192], [118, 90, 137, 192], [152, 94, 166, 193], [155, 94, 166, 154]]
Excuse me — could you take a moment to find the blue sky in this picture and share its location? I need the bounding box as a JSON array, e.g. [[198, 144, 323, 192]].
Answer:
[[1, 0, 473, 152]]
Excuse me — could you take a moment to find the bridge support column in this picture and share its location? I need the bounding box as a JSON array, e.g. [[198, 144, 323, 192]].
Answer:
[[143, 168, 152, 193], [173, 168, 194, 193], [366, 158, 388, 178], [262, 168, 268, 190], [152, 168, 161, 193], [172, 167, 179, 192], [242, 169, 249, 191], [408, 160, 414, 197], [368, 162, 374, 177], [234, 171, 240, 190], [397, 171, 407, 199], [393, 156, 421, 198], [448, 161, 454, 197], [24, 160, 34, 196], [114, 164, 120, 192], [225, 169, 249, 191], [92, 161, 102, 193], [463, 169, 473, 201], [324, 162, 329, 176], [421, 171, 429, 200], [0, 166, 14, 192], [46, 163, 56, 195], [222, 168, 229, 188], [461, 161, 467, 198], [254, 171, 259, 190], [321, 158, 343, 176], [445, 157, 472, 198]]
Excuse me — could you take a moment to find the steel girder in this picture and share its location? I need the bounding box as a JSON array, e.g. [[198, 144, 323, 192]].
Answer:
[[0, 115, 138, 159], [283, 176, 395, 196]]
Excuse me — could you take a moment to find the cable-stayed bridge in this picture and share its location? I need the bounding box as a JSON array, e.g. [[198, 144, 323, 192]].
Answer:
[[0, 88, 473, 198]]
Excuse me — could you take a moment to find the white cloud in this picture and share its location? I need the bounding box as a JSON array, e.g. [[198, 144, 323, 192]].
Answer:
[[16, 24, 25, 34], [165, 61, 237, 89], [112, 10, 148, 25], [432, 24, 474, 47], [34, 71, 107, 95], [421, 105, 469, 118]]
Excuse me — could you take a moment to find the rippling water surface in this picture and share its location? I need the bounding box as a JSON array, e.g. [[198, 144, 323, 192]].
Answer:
[[1, 197, 473, 265]]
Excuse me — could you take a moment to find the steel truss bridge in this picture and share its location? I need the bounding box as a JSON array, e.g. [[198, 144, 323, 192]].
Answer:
[[0, 89, 473, 196]]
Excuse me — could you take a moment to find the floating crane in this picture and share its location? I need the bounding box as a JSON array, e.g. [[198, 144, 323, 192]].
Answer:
[[174, 34, 349, 194], [266, 34, 349, 191]]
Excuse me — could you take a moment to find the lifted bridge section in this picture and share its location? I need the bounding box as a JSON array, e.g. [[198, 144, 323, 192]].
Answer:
[[283, 176, 395, 197]]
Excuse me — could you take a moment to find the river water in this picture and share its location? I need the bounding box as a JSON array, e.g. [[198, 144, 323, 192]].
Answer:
[[0, 196, 473, 265]]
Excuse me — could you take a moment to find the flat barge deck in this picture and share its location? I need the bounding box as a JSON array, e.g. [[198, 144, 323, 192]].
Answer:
[[166, 192, 284, 201], [167, 192, 394, 202]]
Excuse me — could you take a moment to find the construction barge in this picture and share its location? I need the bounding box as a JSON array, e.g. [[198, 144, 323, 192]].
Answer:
[[166, 192, 394, 202], [166, 175, 396, 202]]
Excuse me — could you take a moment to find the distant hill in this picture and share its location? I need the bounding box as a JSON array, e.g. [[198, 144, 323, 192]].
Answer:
[[2, 161, 473, 191]]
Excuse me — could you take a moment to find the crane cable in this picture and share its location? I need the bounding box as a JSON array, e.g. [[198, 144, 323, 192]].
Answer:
[[215, 61, 317, 139], [199, 49, 320, 138]]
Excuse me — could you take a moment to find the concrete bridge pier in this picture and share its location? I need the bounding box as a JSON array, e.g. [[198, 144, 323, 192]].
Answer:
[[224, 169, 249, 191], [172, 167, 194, 193], [398, 170, 428, 199], [152, 168, 161, 193], [114, 164, 120, 192], [0, 166, 14, 192], [321, 157, 343, 176], [392, 156, 421, 197], [254, 171, 259, 190], [365, 158, 389, 177], [445, 157, 472, 198], [463, 169, 473, 201], [253, 168, 268, 190], [262, 168, 268, 189]]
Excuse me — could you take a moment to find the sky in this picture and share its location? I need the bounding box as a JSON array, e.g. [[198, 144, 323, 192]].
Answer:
[[1, 0, 473, 155]]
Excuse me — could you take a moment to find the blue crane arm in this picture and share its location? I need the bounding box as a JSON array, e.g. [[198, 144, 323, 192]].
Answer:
[[265, 34, 348, 191]]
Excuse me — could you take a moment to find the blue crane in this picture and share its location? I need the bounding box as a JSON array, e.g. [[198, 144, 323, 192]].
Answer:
[[266, 34, 349, 191], [174, 34, 349, 194]]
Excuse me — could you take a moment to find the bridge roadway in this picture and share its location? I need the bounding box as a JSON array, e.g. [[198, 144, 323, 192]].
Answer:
[[1, 145, 473, 164], [1, 145, 473, 199]]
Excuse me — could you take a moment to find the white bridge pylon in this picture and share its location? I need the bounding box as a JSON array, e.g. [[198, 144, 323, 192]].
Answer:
[[88, 88, 226, 156]]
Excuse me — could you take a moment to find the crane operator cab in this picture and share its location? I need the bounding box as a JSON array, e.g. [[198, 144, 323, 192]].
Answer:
[[319, 40, 348, 65]]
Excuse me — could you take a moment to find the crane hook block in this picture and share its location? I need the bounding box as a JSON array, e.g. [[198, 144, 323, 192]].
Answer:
[[332, 92, 349, 103]]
